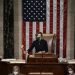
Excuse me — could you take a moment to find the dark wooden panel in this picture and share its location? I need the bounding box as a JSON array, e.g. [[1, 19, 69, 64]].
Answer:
[[0, 61, 69, 75], [28, 53, 58, 64]]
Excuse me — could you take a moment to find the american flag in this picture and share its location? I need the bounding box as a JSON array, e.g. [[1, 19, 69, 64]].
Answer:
[[22, 0, 68, 59]]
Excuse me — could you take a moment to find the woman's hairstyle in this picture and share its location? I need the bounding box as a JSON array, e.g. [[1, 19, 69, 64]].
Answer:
[[13, 65, 20, 72], [67, 65, 74, 70]]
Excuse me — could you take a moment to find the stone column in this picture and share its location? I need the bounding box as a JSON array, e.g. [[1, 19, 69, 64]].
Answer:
[[67, 0, 75, 59], [14, 0, 22, 59], [0, 0, 3, 58]]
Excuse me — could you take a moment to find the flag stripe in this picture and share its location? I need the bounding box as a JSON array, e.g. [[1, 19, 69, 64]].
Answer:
[[36, 22, 40, 33], [43, 21, 46, 33], [29, 22, 33, 47], [26, 22, 29, 51], [56, 0, 60, 57], [53, 0, 57, 34], [39, 22, 43, 33], [59, 0, 64, 57], [50, 0, 53, 33], [32, 22, 36, 41], [63, 0, 68, 58], [53, 0, 57, 54], [22, 22, 26, 59], [46, 0, 50, 33]]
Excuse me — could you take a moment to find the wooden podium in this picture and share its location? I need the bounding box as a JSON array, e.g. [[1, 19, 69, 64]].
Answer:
[[27, 53, 58, 64]]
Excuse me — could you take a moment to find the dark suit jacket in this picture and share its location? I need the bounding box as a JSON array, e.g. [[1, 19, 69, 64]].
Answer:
[[28, 39, 48, 53]]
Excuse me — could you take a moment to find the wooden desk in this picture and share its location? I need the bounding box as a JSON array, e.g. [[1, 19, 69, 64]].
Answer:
[[22, 63, 68, 75], [1, 58, 75, 75], [28, 53, 58, 64], [0, 61, 68, 75]]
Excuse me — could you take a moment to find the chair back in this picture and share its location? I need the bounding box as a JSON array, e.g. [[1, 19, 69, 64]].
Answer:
[[43, 34, 56, 53]]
